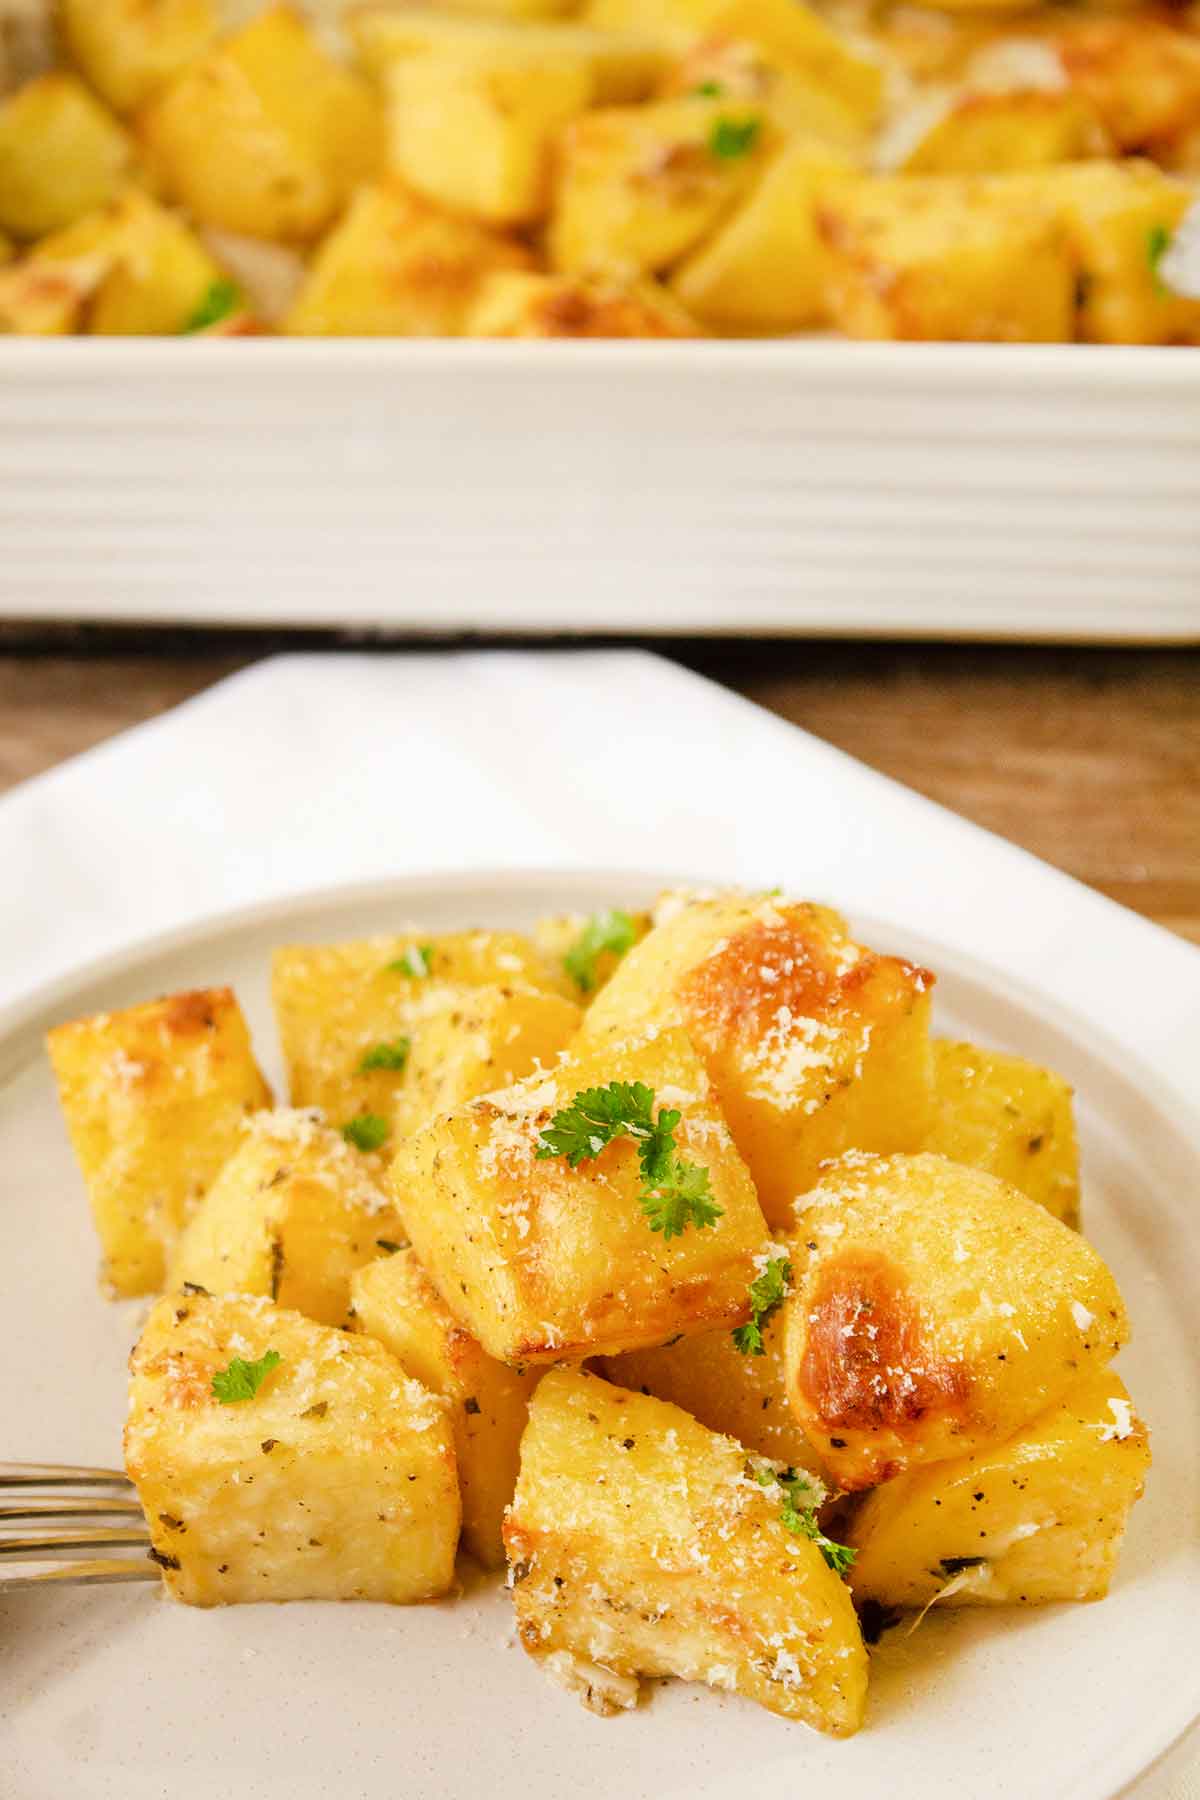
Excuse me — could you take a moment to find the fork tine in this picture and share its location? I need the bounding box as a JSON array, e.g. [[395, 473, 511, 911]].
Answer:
[[0, 1558, 160, 1593], [0, 1463, 131, 1489], [0, 1526, 150, 1558], [0, 1496, 145, 1522]]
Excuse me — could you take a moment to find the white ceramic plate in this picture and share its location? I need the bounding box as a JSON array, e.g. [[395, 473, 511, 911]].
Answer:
[[1, 869, 1198, 1800], [3, 341, 1200, 641]]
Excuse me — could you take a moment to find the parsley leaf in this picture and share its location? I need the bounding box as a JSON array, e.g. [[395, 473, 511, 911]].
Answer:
[[1148, 223, 1172, 294], [359, 1037, 411, 1072], [732, 1251, 792, 1355], [386, 944, 435, 978], [182, 278, 241, 335], [754, 1464, 857, 1577], [692, 78, 725, 97], [709, 116, 761, 160], [212, 1349, 281, 1404], [342, 1112, 390, 1151], [537, 1081, 723, 1239], [563, 909, 638, 994]]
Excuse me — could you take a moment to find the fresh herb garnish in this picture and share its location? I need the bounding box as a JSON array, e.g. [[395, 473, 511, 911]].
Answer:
[[709, 116, 760, 160], [182, 278, 241, 335], [386, 944, 434, 978], [563, 909, 637, 994], [212, 1349, 281, 1405], [342, 1112, 390, 1151], [536, 1081, 722, 1241], [1147, 223, 1172, 294], [754, 1464, 857, 1577], [359, 1037, 411, 1072], [732, 1250, 792, 1355], [692, 78, 725, 97]]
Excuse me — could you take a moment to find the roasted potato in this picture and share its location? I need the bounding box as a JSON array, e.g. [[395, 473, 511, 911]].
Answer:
[[0, 188, 228, 335], [167, 1109, 406, 1327], [902, 91, 1110, 175], [139, 5, 383, 242], [504, 1366, 868, 1730], [271, 928, 557, 1127], [1053, 17, 1200, 156], [283, 183, 533, 334], [388, 1023, 769, 1363], [657, 36, 870, 148], [126, 1291, 460, 1605], [818, 170, 1076, 341], [846, 1367, 1150, 1607], [781, 1151, 1129, 1490], [533, 907, 653, 997], [671, 135, 851, 331], [352, 1251, 543, 1566], [584, 890, 935, 1227], [925, 1038, 1080, 1226], [465, 269, 698, 335], [59, 0, 217, 115], [47, 987, 271, 1296], [548, 95, 771, 279], [391, 982, 582, 1139], [0, 74, 137, 239]]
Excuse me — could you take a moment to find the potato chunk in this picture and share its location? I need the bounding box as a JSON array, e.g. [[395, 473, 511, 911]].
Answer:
[[533, 907, 652, 998], [392, 983, 582, 1139], [604, 1268, 827, 1477], [584, 890, 935, 1227], [167, 1109, 406, 1327], [1053, 18, 1200, 156], [283, 183, 532, 334], [47, 987, 271, 1297], [548, 96, 770, 280], [59, 0, 217, 115], [504, 1367, 867, 1731], [352, 1252, 542, 1566], [782, 1152, 1129, 1490], [671, 136, 851, 332], [925, 1039, 1080, 1227], [126, 1292, 459, 1606], [271, 929, 557, 1130], [389, 1024, 769, 1363], [901, 91, 1109, 175], [846, 1368, 1150, 1607], [351, 9, 665, 105], [657, 37, 870, 148], [0, 188, 228, 336], [466, 270, 697, 337], [818, 172, 1075, 341], [139, 5, 383, 242], [0, 75, 136, 239]]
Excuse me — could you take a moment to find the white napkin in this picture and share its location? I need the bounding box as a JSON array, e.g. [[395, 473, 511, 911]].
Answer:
[[2, 649, 1197, 1798]]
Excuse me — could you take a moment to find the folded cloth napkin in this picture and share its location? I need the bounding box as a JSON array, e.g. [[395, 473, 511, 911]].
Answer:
[[1, 649, 1197, 1800]]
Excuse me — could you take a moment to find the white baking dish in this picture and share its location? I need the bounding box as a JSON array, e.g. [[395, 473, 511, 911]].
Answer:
[[3, 338, 1198, 639]]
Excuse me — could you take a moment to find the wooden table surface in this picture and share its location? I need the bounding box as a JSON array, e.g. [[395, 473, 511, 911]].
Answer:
[[2, 633, 1197, 946]]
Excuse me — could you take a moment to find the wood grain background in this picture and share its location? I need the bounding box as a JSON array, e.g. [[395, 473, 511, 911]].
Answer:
[[2, 633, 1196, 945]]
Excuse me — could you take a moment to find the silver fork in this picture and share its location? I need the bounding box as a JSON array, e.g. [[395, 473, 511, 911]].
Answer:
[[0, 1463, 158, 1592]]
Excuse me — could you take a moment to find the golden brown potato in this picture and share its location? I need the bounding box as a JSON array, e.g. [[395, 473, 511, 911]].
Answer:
[[781, 1151, 1129, 1490], [47, 987, 271, 1296], [902, 91, 1110, 175], [548, 96, 770, 279], [352, 1251, 542, 1566], [283, 183, 533, 334], [167, 1109, 406, 1328], [584, 890, 935, 1227], [391, 983, 582, 1139], [657, 36, 870, 147], [1053, 17, 1200, 155], [925, 1038, 1080, 1226], [818, 171, 1076, 341], [139, 5, 383, 242], [504, 1366, 868, 1730], [846, 1367, 1151, 1607], [59, 0, 217, 115], [0, 188, 228, 336], [0, 74, 137, 239], [271, 928, 558, 1130], [388, 1023, 769, 1363], [671, 136, 851, 331], [126, 1291, 460, 1606], [466, 269, 698, 336]]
